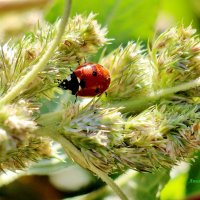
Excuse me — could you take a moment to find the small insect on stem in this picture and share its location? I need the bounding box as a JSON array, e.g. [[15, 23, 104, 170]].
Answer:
[[59, 62, 111, 97]]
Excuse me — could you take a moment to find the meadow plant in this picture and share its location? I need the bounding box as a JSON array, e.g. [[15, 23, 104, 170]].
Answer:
[[0, 1, 200, 199]]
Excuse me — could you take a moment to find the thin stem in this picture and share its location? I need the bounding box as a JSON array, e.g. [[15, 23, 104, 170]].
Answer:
[[155, 77, 200, 97], [119, 77, 200, 112], [89, 164, 129, 200], [0, 0, 72, 107], [42, 132, 129, 200], [76, 170, 137, 200]]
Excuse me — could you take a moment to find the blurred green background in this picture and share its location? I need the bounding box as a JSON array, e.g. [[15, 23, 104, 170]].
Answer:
[[1, 0, 200, 200]]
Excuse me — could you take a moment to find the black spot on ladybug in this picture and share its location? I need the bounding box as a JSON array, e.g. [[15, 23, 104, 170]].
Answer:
[[95, 88, 99, 94], [80, 79, 86, 89], [58, 72, 79, 95], [92, 71, 97, 76]]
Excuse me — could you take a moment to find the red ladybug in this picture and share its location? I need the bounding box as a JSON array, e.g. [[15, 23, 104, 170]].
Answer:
[[59, 63, 111, 97]]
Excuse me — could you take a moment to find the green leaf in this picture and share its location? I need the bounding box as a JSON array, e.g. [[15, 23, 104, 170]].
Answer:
[[160, 173, 187, 200], [44, 0, 200, 49], [186, 152, 200, 196], [122, 170, 170, 200], [161, 0, 198, 27], [63, 170, 169, 200], [46, 0, 160, 48], [71, 0, 160, 47]]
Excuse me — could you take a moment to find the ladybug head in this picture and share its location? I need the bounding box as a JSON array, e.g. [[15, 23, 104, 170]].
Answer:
[[58, 72, 79, 95]]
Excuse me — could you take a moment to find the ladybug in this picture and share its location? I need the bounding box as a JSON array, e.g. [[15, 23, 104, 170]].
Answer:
[[59, 63, 111, 97]]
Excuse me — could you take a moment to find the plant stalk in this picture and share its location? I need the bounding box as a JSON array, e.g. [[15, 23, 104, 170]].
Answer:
[[0, 0, 72, 107], [39, 130, 129, 200], [118, 77, 200, 112]]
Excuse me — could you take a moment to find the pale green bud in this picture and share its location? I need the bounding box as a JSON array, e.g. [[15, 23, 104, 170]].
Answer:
[[0, 103, 51, 171], [150, 25, 200, 98], [100, 42, 153, 101]]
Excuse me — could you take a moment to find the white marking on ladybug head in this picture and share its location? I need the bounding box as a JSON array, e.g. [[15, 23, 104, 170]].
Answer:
[[77, 77, 80, 83], [66, 76, 71, 81]]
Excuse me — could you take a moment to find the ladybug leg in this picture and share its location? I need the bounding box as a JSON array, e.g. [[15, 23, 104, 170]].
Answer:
[[83, 57, 87, 63], [74, 94, 78, 103]]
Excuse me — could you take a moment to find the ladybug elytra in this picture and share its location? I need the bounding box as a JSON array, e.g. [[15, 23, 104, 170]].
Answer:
[[59, 63, 111, 97]]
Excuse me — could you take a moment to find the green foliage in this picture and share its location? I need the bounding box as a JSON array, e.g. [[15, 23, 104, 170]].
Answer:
[[161, 0, 198, 27], [186, 152, 200, 197], [47, 0, 160, 48], [125, 170, 170, 200], [161, 173, 187, 200], [45, 0, 65, 23], [0, 0, 200, 200]]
